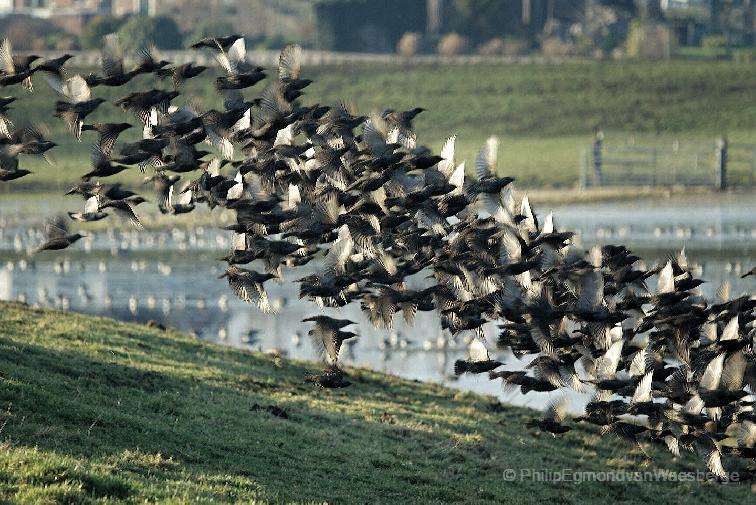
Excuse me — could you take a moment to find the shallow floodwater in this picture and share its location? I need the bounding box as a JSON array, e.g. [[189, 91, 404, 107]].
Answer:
[[0, 193, 754, 412]]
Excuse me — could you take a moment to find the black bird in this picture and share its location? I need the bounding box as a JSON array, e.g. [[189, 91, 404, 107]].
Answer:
[[157, 62, 208, 90], [278, 43, 312, 97], [219, 266, 276, 313], [454, 339, 502, 375], [526, 397, 572, 436], [65, 181, 137, 201], [54, 76, 106, 139], [190, 34, 244, 51], [304, 315, 357, 365], [1, 124, 56, 159], [35, 53, 74, 93], [81, 122, 133, 156], [81, 145, 130, 181], [34, 216, 85, 253], [68, 195, 108, 222], [99, 199, 143, 229], [84, 34, 137, 87], [129, 46, 170, 75], [207, 35, 265, 92], [304, 365, 352, 389], [0, 149, 29, 181], [0, 38, 39, 90], [114, 90, 179, 124], [147, 173, 181, 213], [0, 95, 15, 137]]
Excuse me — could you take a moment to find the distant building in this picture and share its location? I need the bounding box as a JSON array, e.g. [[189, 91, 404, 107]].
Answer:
[[10, 0, 107, 16], [112, 0, 149, 16], [5, 0, 107, 32], [0, 0, 311, 42]]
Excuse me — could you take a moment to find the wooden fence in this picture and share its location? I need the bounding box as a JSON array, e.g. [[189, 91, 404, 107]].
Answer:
[[580, 136, 756, 189]]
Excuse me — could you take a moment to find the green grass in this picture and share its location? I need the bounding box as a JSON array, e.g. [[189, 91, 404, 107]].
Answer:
[[3, 60, 756, 191], [0, 301, 749, 503]]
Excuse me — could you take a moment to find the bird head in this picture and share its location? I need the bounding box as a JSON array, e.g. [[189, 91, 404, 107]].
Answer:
[[128, 196, 147, 206], [218, 267, 238, 279]]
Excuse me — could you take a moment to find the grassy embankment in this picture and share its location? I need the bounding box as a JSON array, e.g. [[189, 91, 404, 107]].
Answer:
[[0, 301, 750, 503], [2, 60, 755, 194]]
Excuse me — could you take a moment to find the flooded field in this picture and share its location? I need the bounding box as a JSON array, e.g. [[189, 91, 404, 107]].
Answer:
[[1, 193, 754, 411]]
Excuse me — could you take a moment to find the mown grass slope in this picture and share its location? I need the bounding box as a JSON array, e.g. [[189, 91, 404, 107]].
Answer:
[[3, 60, 755, 191], [0, 301, 749, 503]]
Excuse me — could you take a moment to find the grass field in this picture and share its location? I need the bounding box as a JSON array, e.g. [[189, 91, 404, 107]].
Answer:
[[0, 301, 750, 503], [2, 60, 755, 191]]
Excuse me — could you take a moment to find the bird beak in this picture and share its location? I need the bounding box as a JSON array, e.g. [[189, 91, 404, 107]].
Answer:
[[218, 273, 228, 279]]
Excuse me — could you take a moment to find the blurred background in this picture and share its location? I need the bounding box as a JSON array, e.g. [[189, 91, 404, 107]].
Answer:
[[1, 1, 755, 58], [0, 0, 754, 408], [0, 0, 754, 188]]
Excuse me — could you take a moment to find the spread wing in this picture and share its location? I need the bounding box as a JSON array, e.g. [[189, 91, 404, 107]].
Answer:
[[102, 33, 124, 78], [65, 75, 91, 103], [699, 352, 726, 391], [228, 272, 273, 314], [0, 38, 16, 74], [45, 215, 69, 239], [84, 195, 99, 214], [657, 261, 674, 294], [475, 136, 498, 180], [216, 37, 246, 74], [468, 338, 490, 362], [279, 43, 302, 81]]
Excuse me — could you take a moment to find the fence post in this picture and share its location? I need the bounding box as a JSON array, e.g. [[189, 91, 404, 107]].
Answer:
[[651, 147, 658, 185], [715, 137, 728, 190], [579, 147, 587, 189], [592, 128, 604, 186]]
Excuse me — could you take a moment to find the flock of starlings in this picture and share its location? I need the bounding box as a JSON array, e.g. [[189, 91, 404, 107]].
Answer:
[[1, 34, 755, 482]]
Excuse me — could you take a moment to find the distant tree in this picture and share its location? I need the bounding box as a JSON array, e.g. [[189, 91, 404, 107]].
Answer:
[[598, 0, 636, 13], [446, 0, 511, 43], [79, 16, 126, 49], [0, 15, 65, 50], [117, 16, 184, 53], [313, 0, 425, 52], [189, 19, 236, 45]]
